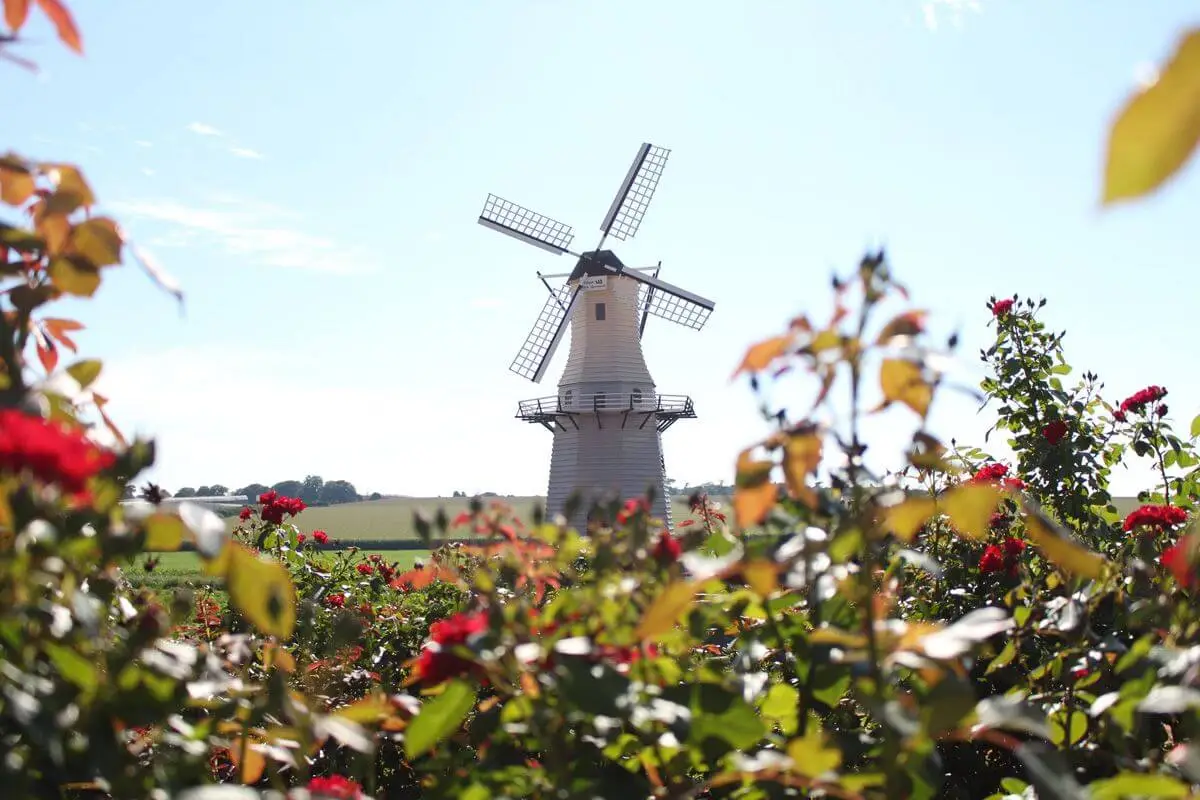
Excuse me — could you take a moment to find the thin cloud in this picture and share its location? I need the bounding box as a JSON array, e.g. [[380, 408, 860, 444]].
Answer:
[[229, 146, 264, 159], [141, 168, 156, 177], [920, 0, 981, 31], [134, 140, 153, 148], [186, 122, 223, 137], [109, 197, 376, 276]]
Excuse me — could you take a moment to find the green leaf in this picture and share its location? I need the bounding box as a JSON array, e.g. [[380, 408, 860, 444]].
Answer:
[[810, 663, 851, 708], [1088, 772, 1190, 799], [786, 716, 842, 779], [688, 685, 766, 752], [760, 682, 798, 735], [44, 643, 99, 698], [1190, 414, 1200, 439], [404, 679, 476, 759], [226, 544, 296, 639], [143, 513, 186, 551], [69, 217, 122, 267], [48, 255, 101, 297], [65, 359, 102, 388]]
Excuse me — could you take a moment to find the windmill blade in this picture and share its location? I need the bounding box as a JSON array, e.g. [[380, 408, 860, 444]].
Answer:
[[510, 284, 582, 383], [637, 262, 661, 339], [625, 268, 713, 331], [478, 193, 575, 255], [599, 143, 670, 243]]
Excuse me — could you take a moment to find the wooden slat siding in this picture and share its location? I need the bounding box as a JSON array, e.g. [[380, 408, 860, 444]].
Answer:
[[550, 274, 671, 529]]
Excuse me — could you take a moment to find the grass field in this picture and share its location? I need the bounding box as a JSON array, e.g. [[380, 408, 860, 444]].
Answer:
[[221, 495, 705, 542], [126, 549, 430, 592]]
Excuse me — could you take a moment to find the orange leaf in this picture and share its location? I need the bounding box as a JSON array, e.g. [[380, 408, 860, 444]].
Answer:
[[875, 310, 927, 345], [732, 334, 792, 379], [389, 564, 457, 590], [0, 164, 35, 206], [878, 358, 933, 417], [781, 423, 822, 509], [5, 0, 31, 32], [41, 317, 82, 351], [733, 449, 776, 529], [35, 330, 57, 373], [34, 0, 82, 54], [229, 738, 265, 785]]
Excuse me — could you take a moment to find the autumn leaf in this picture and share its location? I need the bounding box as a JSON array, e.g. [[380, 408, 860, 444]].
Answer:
[[40, 318, 81, 352], [0, 162, 35, 206], [743, 558, 779, 598], [781, 424, 822, 509], [733, 448, 777, 529], [883, 496, 937, 542], [878, 358, 932, 417], [34, 331, 57, 373], [733, 334, 792, 379], [37, 213, 69, 255], [48, 255, 100, 297], [33, 0, 82, 54], [389, 563, 459, 591], [69, 217, 122, 267], [39, 163, 94, 215], [1022, 503, 1108, 580], [229, 738, 265, 785], [636, 579, 698, 641], [5, 0, 31, 32], [226, 543, 297, 639], [1103, 27, 1200, 204], [941, 483, 1005, 541], [875, 309, 927, 345]]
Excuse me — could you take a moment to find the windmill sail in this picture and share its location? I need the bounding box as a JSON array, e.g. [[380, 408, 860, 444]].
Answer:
[[625, 269, 713, 331], [479, 194, 575, 255], [510, 284, 581, 383], [600, 143, 670, 243]]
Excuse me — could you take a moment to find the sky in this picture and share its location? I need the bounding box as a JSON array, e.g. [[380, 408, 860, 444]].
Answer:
[[5, 0, 1200, 499]]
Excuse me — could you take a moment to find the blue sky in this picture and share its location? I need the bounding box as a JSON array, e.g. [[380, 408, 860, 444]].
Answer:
[[6, 1, 1200, 498]]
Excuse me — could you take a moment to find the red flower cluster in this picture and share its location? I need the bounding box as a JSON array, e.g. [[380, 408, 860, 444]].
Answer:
[[306, 775, 365, 800], [413, 610, 488, 684], [312, 529, 329, 544], [617, 497, 650, 525], [356, 563, 374, 576], [1042, 419, 1068, 445], [1114, 385, 1167, 421], [1161, 541, 1198, 589], [258, 490, 306, 524], [969, 462, 1025, 490], [992, 298, 1014, 317], [594, 643, 658, 674], [326, 593, 346, 608], [979, 537, 1025, 576], [652, 529, 682, 564], [238, 507, 252, 521], [0, 408, 115, 496], [1122, 503, 1188, 534], [297, 533, 306, 544]]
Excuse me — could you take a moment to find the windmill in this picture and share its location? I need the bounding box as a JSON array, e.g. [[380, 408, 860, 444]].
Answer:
[[477, 142, 714, 530]]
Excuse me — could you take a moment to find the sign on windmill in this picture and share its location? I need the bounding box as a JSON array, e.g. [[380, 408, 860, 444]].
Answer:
[[476, 142, 715, 531]]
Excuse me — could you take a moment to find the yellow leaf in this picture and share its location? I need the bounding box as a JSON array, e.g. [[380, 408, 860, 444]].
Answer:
[[743, 559, 778, 598], [227, 544, 297, 639], [1023, 505, 1108, 580], [879, 358, 932, 417], [66, 359, 102, 389], [230, 738, 265, 785], [40, 163, 94, 214], [781, 424, 822, 509], [334, 694, 392, 723], [69, 218, 123, 267], [1103, 28, 1200, 205], [732, 334, 792, 378], [883, 497, 937, 542], [143, 513, 186, 551], [733, 449, 777, 529], [635, 580, 698, 641], [809, 328, 841, 354], [786, 719, 842, 779], [37, 213, 69, 255], [0, 165, 35, 206], [941, 483, 1005, 542], [808, 627, 867, 648], [48, 256, 101, 297]]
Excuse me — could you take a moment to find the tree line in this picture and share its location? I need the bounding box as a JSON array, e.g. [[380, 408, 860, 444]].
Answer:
[[156, 475, 379, 506]]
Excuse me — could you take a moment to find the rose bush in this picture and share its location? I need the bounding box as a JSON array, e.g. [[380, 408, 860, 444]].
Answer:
[[9, 3, 1200, 799]]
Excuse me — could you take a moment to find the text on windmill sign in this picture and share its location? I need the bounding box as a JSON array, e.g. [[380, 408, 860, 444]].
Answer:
[[580, 276, 607, 291]]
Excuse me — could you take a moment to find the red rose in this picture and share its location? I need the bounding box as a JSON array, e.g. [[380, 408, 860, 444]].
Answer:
[[1123, 504, 1188, 535], [412, 610, 488, 684], [313, 530, 329, 544], [617, 497, 650, 525], [652, 530, 682, 564], [991, 298, 1014, 317], [1161, 541, 1198, 589], [307, 775, 365, 800], [356, 563, 374, 576], [326, 593, 346, 608], [969, 462, 1025, 491], [1042, 419, 1068, 445], [238, 507, 253, 521], [1117, 385, 1167, 418], [979, 545, 1005, 574], [0, 409, 116, 495], [297, 533, 306, 544]]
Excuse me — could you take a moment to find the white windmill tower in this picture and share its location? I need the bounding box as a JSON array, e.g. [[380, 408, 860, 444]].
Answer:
[[477, 143, 715, 530]]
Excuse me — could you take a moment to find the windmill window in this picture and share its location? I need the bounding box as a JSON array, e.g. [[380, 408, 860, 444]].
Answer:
[[562, 390, 574, 409], [632, 388, 643, 407], [595, 303, 606, 321]]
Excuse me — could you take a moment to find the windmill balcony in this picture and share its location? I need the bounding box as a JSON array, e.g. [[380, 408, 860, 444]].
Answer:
[[516, 391, 696, 433]]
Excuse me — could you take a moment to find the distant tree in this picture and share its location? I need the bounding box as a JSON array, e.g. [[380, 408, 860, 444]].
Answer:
[[319, 479, 358, 505], [236, 483, 270, 503], [369, 492, 382, 501], [272, 479, 304, 498], [175, 487, 196, 498], [299, 475, 324, 504], [196, 485, 213, 497], [121, 484, 137, 500], [664, 477, 679, 497], [208, 484, 229, 496]]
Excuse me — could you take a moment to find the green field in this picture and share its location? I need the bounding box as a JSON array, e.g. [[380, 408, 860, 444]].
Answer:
[[222, 495, 705, 542], [126, 549, 430, 592]]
